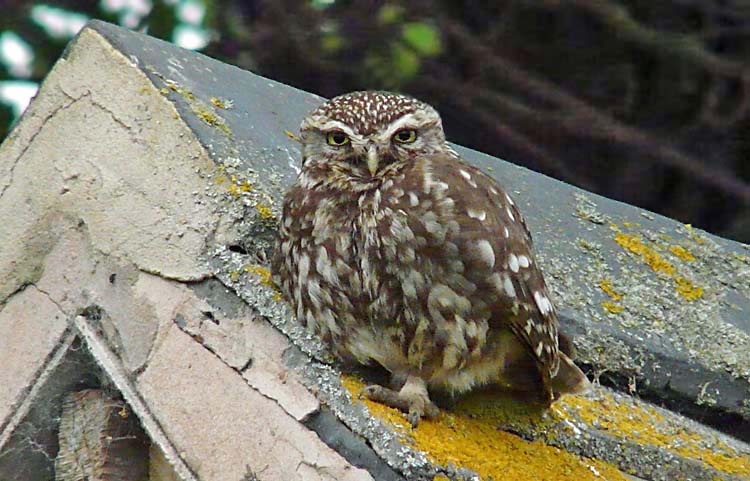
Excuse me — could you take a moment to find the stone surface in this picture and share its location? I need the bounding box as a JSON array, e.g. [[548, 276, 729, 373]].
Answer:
[[0, 286, 68, 430], [0, 21, 222, 307], [135, 274, 321, 422], [137, 325, 373, 481]]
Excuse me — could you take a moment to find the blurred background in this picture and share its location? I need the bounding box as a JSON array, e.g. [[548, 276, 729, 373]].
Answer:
[[2, 0, 750, 242]]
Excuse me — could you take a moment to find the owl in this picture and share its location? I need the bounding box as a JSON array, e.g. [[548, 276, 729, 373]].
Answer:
[[273, 91, 588, 426]]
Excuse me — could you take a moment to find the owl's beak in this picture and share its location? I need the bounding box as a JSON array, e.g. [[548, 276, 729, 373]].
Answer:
[[366, 145, 379, 176]]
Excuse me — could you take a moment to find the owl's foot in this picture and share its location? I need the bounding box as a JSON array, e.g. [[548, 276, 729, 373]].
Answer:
[[360, 375, 439, 427]]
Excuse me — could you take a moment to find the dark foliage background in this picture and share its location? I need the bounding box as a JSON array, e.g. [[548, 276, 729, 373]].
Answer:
[[2, 0, 750, 242]]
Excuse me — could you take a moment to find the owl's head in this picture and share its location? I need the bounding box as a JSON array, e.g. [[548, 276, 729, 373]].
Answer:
[[299, 91, 446, 187]]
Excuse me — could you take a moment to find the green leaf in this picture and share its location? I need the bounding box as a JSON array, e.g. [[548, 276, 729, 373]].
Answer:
[[377, 4, 404, 25], [402, 22, 441, 57], [321, 33, 344, 52], [392, 42, 421, 79]]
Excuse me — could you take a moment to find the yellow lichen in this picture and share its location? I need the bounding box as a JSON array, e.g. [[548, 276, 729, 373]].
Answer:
[[285, 129, 301, 142], [614, 232, 676, 276], [559, 394, 750, 477], [342, 376, 631, 481], [669, 245, 696, 262], [683, 224, 705, 245], [243, 264, 276, 289], [601, 301, 625, 314], [674, 277, 704, 301], [164, 80, 195, 100], [612, 229, 704, 301], [197, 109, 224, 129], [222, 175, 253, 197], [243, 264, 283, 301], [255, 202, 275, 220], [210, 96, 232, 109], [599, 279, 622, 301]]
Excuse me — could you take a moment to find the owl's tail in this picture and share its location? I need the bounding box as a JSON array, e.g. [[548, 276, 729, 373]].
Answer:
[[551, 352, 590, 397]]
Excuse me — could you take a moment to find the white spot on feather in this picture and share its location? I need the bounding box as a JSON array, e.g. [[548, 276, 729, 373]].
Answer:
[[502, 273, 516, 298], [475, 240, 495, 268], [524, 319, 534, 335], [534, 291, 552, 315], [508, 253, 519, 273], [467, 209, 486, 221], [518, 255, 530, 268]]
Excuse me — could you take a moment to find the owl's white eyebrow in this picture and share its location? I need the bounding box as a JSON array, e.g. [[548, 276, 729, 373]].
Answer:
[[380, 113, 436, 141], [317, 120, 361, 140]]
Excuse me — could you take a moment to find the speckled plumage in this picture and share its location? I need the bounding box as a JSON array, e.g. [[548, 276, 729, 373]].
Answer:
[[273, 91, 588, 424]]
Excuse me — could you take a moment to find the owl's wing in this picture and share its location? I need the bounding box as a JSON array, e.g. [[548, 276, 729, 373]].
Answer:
[[420, 154, 561, 383]]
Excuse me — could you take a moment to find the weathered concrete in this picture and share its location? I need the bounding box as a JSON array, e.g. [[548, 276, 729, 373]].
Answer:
[[0, 286, 68, 430], [138, 324, 372, 481], [0, 18, 748, 481]]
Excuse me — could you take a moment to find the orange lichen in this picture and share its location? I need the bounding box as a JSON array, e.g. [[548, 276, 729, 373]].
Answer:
[[342, 376, 630, 481], [669, 245, 696, 262], [559, 394, 750, 477]]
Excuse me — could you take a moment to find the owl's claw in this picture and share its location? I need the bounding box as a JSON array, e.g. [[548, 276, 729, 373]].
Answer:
[[360, 376, 439, 427]]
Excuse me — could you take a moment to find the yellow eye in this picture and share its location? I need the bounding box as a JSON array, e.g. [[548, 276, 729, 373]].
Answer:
[[326, 131, 350, 146], [393, 129, 417, 143]]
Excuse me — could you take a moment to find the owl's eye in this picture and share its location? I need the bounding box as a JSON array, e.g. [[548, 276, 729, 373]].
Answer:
[[393, 129, 417, 144], [326, 131, 350, 146]]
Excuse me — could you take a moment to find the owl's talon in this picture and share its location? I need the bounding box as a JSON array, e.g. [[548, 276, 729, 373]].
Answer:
[[359, 385, 384, 400], [360, 376, 438, 427]]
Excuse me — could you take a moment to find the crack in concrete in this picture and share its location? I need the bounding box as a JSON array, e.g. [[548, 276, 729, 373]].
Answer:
[[31, 283, 67, 317], [0, 95, 79, 201], [171, 312, 320, 423], [0, 282, 33, 309]]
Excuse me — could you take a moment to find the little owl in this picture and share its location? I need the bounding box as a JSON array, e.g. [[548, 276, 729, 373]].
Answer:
[[273, 91, 588, 426]]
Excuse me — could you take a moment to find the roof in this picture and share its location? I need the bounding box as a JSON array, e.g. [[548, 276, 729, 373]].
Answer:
[[0, 19, 748, 481]]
